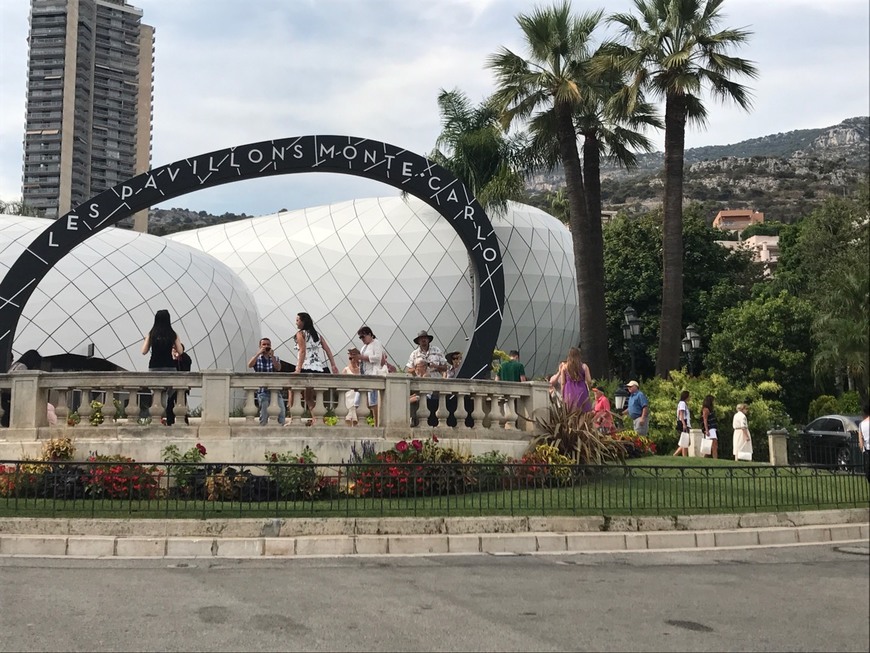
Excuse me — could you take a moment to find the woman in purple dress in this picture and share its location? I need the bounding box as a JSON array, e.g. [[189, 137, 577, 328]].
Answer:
[[558, 347, 592, 412]]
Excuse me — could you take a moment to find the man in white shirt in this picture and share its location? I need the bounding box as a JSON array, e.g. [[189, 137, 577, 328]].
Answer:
[[860, 403, 870, 483], [405, 330, 448, 378]]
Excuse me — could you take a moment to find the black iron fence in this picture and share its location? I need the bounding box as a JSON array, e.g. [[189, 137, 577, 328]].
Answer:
[[1, 458, 867, 518], [787, 435, 865, 473]]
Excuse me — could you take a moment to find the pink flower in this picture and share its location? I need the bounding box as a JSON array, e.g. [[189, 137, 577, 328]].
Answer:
[[411, 439, 422, 451], [395, 440, 409, 453]]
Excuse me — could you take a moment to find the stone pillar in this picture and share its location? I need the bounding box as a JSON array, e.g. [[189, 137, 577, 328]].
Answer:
[[7, 371, 48, 440], [687, 428, 705, 457], [767, 429, 789, 466], [518, 381, 548, 432], [382, 375, 410, 439], [200, 370, 232, 438]]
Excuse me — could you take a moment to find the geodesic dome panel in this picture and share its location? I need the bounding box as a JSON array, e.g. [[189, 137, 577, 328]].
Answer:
[[0, 215, 260, 371], [168, 198, 578, 377]]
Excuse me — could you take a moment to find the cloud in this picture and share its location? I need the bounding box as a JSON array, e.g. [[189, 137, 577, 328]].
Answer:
[[1, 0, 867, 216]]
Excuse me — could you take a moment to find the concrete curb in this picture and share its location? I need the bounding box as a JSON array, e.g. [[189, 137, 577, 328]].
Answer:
[[0, 508, 866, 558]]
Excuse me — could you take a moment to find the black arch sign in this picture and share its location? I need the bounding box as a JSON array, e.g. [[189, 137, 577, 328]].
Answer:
[[0, 135, 504, 379]]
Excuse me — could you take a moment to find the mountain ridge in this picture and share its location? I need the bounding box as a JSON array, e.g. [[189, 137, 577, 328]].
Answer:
[[144, 116, 869, 233]]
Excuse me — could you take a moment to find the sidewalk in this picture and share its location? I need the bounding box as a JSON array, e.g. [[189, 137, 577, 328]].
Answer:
[[0, 508, 866, 558]]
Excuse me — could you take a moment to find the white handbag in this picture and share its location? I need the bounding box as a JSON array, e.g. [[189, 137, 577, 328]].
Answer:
[[737, 449, 753, 461], [700, 438, 713, 455], [678, 431, 691, 448]]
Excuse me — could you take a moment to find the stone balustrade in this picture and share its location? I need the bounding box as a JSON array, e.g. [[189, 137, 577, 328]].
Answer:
[[0, 370, 550, 446]]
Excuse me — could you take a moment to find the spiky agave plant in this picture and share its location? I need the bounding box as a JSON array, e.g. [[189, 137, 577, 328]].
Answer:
[[531, 395, 626, 465]]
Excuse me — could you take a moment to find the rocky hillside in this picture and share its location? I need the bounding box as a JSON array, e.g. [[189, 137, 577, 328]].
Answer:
[[526, 116, 869, 222]]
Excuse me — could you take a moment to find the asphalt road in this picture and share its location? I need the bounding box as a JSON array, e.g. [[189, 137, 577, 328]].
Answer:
[[0, 543, 867, 652]]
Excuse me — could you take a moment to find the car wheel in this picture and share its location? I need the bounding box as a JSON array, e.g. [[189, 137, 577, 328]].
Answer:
[[836, 446, 851, 471]]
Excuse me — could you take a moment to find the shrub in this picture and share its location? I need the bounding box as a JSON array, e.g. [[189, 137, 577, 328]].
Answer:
[[808, 395, 839, 420], [89, 400, 104, 426], [469, 450, 511, 491], [264, 447, 318, 499], [611, 430, 657, 458], [836, 391, 862, 416], [204, 466, 248, 501], [83, 453, 163, 499], [350, 436, 467, 497], [41, 437, 75, 461], [515, 444, 573, 487], [639, 371, 790, 461], [0, 464, 15, 497], [531, 396, 626, 465], [162, 443, 208, 498]]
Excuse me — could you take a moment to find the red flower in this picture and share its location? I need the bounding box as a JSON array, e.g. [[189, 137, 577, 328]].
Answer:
[[270, 453, 278, 462], [411, 439, 422, 451], [395, 440, 408, 453], [196, 443, 207, 456], [432, 435, 439, 443]]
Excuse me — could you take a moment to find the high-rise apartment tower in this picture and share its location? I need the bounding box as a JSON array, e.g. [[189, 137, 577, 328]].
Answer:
[[22, 0, 154, 230]]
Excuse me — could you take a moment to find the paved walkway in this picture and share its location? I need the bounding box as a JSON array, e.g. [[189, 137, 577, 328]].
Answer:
[[0, 508, 866, 558]]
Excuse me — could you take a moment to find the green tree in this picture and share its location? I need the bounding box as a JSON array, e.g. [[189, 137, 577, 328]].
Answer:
[[771, 190, 869, 299], [0, 199, 42, 217], [706, 291, 815, 420], [606, 0, 758, 377], [740, 221, 784, 239], [812, 266, 869, 401], [603, 204, 760, 378], [430, 89, 528, 216], [549, 188, 570, 224], [488, 2, 610, 376]]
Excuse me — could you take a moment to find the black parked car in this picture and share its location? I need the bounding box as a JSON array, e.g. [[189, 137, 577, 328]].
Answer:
[[795, 414, 863, 470]]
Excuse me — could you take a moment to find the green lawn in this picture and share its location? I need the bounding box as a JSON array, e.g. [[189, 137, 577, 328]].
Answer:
[[2, 462, 866, 519]]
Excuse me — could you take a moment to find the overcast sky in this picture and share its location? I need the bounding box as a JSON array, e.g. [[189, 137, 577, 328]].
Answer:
[[0, 0, 867, 217]]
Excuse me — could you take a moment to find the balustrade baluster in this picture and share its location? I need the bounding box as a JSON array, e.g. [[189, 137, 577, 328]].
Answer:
[[311, 388, 327, 424], [471, 393, 487, 428], [174, 387, 189, 423], [267, 388, 280, 422], [126, 388, 140, 422], [102, 390, 116, 423], [503, 394, 518, 430], [54, 389, 70, 425], [77, 390, 92, 423], [495, 393, 509, 429], [289, 381, 305, 424], [243, 389, 258, 422], [455, 390, 468, 429], [151, 388, 165, 420], [434, 391, 448, 427]]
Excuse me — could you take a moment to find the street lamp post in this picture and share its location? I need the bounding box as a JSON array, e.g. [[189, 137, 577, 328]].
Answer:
[[681, 324, 702, 376], [622, 306, 642, 379]]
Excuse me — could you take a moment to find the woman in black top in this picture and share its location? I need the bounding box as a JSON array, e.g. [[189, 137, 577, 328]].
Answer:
[[141, 310, 183, 423], [142, 309, 183, 370], [701, 394, 718, 459]]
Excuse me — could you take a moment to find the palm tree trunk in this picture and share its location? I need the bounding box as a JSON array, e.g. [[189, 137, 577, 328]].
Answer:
[[556, 106, 610, 378], [580, 132, 610, 377], [655, 93, 686, 377], [582, 133, 602, 226]]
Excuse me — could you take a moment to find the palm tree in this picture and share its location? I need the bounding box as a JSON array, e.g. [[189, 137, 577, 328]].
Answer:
[[528, 66, 662, 232], [606, 0, 758, 377], [430, 89, 528, 217], [487, 2, 611, 377]]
